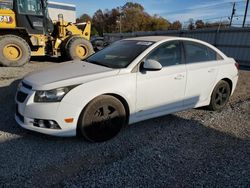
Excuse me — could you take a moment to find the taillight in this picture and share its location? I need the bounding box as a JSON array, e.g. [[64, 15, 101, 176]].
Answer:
[[235, 62, 240, 70]]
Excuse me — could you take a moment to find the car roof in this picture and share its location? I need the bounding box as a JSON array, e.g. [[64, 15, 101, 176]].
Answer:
[[124, 36, 180, 42]]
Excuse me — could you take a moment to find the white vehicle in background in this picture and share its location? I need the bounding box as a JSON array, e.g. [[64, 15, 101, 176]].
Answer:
[[15, 36, 239, 142]]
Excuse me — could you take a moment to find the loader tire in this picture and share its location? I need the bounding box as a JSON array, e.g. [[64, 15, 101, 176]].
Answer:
[[65, 37, 94, 61], [0, 35, 31, 67]]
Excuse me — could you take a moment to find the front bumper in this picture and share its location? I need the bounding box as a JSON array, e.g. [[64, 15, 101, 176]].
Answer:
[[15, 82, 82, 137]]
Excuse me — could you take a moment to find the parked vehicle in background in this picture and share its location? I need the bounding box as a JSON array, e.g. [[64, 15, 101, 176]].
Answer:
[[91, 36, 110, 52], [91, 37, 104, 51], [15, 36, 239, 142]]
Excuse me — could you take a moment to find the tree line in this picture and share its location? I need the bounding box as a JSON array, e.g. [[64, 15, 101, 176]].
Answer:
[[187, 19, 229, 30], [76, 2, 229, 36]]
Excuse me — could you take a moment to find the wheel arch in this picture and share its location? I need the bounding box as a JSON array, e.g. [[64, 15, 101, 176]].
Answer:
[[210, 77, 233, 98], [207, 77, 233, 107], [0, 29, 31, 44], [208, 78, 233, 111], [221, 78, 233, 94], [0, 28, 29, 37], [76, 93, 131, 135], [0, 30, 39, 52], [105, 93, 130, 124]]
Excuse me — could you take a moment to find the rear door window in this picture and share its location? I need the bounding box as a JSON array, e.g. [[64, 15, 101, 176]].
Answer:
[[184, 41, 222, 64]]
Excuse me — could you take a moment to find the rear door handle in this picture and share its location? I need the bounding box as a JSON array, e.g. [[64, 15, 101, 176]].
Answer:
[[208, 68, 215, 73], [174, 74, 184, 80]]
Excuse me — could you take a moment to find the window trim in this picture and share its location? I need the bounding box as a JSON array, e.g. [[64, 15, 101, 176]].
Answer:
[[180, 41, 186, 65]]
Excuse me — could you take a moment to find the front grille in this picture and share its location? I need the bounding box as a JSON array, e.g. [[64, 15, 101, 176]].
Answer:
[[22, 82, 32, 90], [16, 104, 24, 123], [17, 91, 28, 103]]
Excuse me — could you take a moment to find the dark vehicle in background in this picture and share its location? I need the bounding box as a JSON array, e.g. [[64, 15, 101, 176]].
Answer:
[[91, 36, 109, 52]]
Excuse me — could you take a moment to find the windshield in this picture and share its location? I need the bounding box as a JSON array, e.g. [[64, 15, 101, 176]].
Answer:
[[17, 0, 43, 15], [86, 40, 154, 68], [0, 0, 13, 9]]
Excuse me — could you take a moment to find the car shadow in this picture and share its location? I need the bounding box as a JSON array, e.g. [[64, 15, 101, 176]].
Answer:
[[0, 80, 249, 187], [0, 79, 23, 134]]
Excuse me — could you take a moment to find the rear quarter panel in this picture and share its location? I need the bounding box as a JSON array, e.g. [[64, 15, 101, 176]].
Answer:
[[213, 58, 238, 95]]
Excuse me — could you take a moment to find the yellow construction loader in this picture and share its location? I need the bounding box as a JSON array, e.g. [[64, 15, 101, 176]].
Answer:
[[0, 0, 94, 67]]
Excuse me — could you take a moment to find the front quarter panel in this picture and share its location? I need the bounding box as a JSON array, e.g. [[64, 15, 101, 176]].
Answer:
[[61, 73, 137, 121]]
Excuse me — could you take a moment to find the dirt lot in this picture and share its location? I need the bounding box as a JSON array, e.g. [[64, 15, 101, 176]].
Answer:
[[0, 60, 249, 187]]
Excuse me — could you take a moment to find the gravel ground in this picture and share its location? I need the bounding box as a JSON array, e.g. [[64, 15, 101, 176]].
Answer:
[[0, 60, 249, 187]]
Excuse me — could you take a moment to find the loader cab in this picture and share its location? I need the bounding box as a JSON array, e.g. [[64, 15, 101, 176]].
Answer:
[[13, 0, 54, 34]]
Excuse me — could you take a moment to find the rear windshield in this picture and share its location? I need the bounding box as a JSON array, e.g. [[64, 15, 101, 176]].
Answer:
[[86, 40, 154, 68]]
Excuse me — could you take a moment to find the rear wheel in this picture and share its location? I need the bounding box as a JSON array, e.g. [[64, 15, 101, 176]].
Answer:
[[78, 95, 126, 142], [65, 37, 94, 61], [0, 35, 31, 67], [208, 80, 231, 111]]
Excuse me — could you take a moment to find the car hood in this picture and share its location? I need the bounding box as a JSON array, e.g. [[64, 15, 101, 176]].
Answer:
[[23, 61, 120, 90]]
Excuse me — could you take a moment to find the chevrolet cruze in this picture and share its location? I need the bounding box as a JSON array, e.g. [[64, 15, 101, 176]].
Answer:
[[15, 36, 239, 142]]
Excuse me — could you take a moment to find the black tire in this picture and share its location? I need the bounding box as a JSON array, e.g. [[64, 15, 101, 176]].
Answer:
[[208, 80, 231, 111], [0, 35, 31, 67], [78, 95, 126, 142], [65, 37, 94, 61]]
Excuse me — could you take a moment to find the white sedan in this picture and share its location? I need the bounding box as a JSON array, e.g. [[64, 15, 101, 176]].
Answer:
[[15, 36, 239, 142]]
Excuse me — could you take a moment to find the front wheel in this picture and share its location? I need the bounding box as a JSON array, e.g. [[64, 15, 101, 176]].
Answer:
[[78, 95, 126, 142], [208, 80, 231, 111]]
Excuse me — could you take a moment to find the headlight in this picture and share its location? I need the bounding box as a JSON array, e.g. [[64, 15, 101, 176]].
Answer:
[[34, 85, 77, 103]]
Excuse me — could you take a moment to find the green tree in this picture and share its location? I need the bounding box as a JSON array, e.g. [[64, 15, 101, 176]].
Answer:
[[121, 2, 170, 32], [195, 20, 205, 29], [92, 9, 105, 36], [148, 15, 170, 31], [87, 2, 171, 34], [188, 18, 195, 30], [122, 2, 144, 11], [76, 13, 92, 23], [121, 2, 145, 32], [103, 8, 120, 33], [169, 21, 182, 30]]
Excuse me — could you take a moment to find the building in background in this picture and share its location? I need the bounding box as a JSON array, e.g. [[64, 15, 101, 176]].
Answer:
[[48, 1, 76, 23]]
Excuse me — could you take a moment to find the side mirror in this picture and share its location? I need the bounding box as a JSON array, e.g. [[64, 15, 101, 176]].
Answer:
[[143, 59, 162, 71]]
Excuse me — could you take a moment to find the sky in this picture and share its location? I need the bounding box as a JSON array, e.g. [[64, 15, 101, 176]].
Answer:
[[57, 0, 249, 25]]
